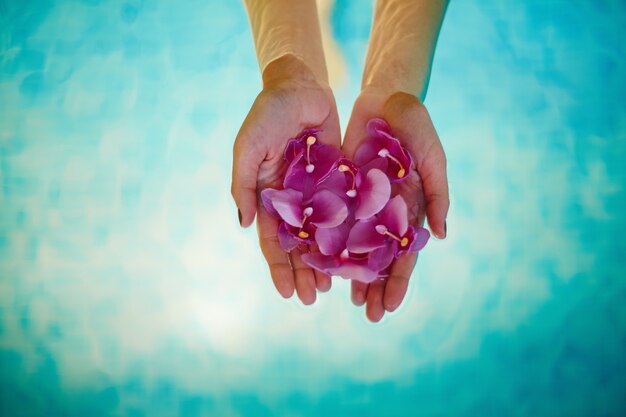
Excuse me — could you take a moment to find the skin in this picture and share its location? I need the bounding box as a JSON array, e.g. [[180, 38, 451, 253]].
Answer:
[[233, 0, 449, 321]]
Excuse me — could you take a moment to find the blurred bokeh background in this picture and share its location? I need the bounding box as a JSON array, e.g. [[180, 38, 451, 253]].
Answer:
[[1, 0, 625, 415]]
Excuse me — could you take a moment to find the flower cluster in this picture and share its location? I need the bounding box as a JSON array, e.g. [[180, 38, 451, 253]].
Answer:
[[261, 118, 430, 283]]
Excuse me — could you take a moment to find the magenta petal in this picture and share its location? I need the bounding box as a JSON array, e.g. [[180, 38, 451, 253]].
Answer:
[[381, 133, 413, 180], [366, 118, 391, 137], [310, 190, 348, 228], [368, 244, 395, 272], [278, 222, 299, 252], [301, 252, 339, 273], [271, 188, 304, 227], [284, 129, 322, 162], [284, 146, 343, 197], [301, 253, 379, 283], [260, 188, 281, 219], [330, 263, 380, 283], [314, 145, 344, 181], [378, 195, 409, 235], [315, 223, 349, 256], [317, 168, 350, 200], [355, 168, 391, 219], [284, 152, 316, 195], [361, 118, 414, 182], [346, 219, 386, 253], [409, 226, 430, 252], [354, 136, 382, 167], [359, 157, 388, 176]]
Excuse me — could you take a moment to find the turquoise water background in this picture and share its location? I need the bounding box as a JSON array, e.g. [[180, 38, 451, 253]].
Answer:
[[1, 0, 625, 415]]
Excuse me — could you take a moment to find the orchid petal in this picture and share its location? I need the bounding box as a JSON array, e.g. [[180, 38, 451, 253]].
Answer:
[[368, 244, 395, 272], [314, 145, 343, 180], [359, 118, 414, 182], [380, 132, 413, 180], [278, 222, 299, 252], [315, 223, 349, 256], [378, 195, 409, 235], [271, 188, 304, 227], [301, 253, 379, 284], [284, 152, 316, 194], [317, 168, 350, 199], [409, 226, 430, 253], [310, 190, 348, 228], [346, 219, 386, 253], [366, 118, 392, 137], [330, 263, 380, 283], [284, 129, 322, 163], [284, 145, 343, 197], [260, 188, 280, 219], [353, 136, 382, 167], [355, 168, 391, 219]]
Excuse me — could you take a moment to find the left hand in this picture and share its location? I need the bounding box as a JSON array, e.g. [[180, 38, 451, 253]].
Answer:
[[231, 55, 342, 305], [341, 89, 449, 322]]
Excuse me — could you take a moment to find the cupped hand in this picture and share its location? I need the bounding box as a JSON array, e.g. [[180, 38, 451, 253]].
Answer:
[[231, 55, 341, 305], [341, 89, 449, 322]]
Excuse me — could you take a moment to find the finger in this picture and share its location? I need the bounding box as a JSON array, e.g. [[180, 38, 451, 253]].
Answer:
[[290, 248, 317, 305], [257, 206, 295, 298], [231, 123, 265, 228], [365, 279, 385, 323], [383, 253, 418, 312], [351, 280, 368, 306], [309, 244, 332, 292]]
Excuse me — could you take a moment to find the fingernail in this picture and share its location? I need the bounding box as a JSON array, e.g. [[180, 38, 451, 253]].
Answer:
[[238, 209, 242, 226]]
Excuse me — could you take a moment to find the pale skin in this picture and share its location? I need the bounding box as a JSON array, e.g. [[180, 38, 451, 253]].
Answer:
[[232, 0, 449, 321]]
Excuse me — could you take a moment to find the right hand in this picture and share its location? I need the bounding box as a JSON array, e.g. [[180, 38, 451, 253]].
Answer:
[[341, 89, 449, 322]]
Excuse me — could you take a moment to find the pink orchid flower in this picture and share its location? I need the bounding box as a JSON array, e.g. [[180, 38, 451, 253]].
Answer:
[[258, 121, 430, 283], [283, 131, 343, 197], [346, 195, 430, 258], [354, 118, 413, 182], [320, 158, 392, 220], [261, 187, 349, 252], [301, 222, 395, 283]]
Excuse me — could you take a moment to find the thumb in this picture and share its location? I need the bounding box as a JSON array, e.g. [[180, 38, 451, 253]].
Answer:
[[231, 136, 264, 228], [417, 140, 449, 239]]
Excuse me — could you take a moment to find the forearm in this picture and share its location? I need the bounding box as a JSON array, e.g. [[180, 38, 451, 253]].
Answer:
[[244, 0, 328, 85], [362, 0, 448, 100]]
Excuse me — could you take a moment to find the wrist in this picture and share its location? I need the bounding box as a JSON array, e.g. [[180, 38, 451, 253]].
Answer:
[[361, 69, 428, 102], [357, 87, 423, 112], [262, 54, 327, 89]]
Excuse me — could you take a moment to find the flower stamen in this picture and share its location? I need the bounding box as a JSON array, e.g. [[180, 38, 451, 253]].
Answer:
[[305, 136, 316, 173], [378, 148, 406, 178], [375, 224, 409, 247], [338, 163, 357, 197], [302, 206, 313, 223], [298, 207, 314, 239]]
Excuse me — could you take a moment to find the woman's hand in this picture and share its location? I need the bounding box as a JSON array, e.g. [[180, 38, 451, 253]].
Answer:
[[341, 89, 449, 322], [231, 55, 341, 305]]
